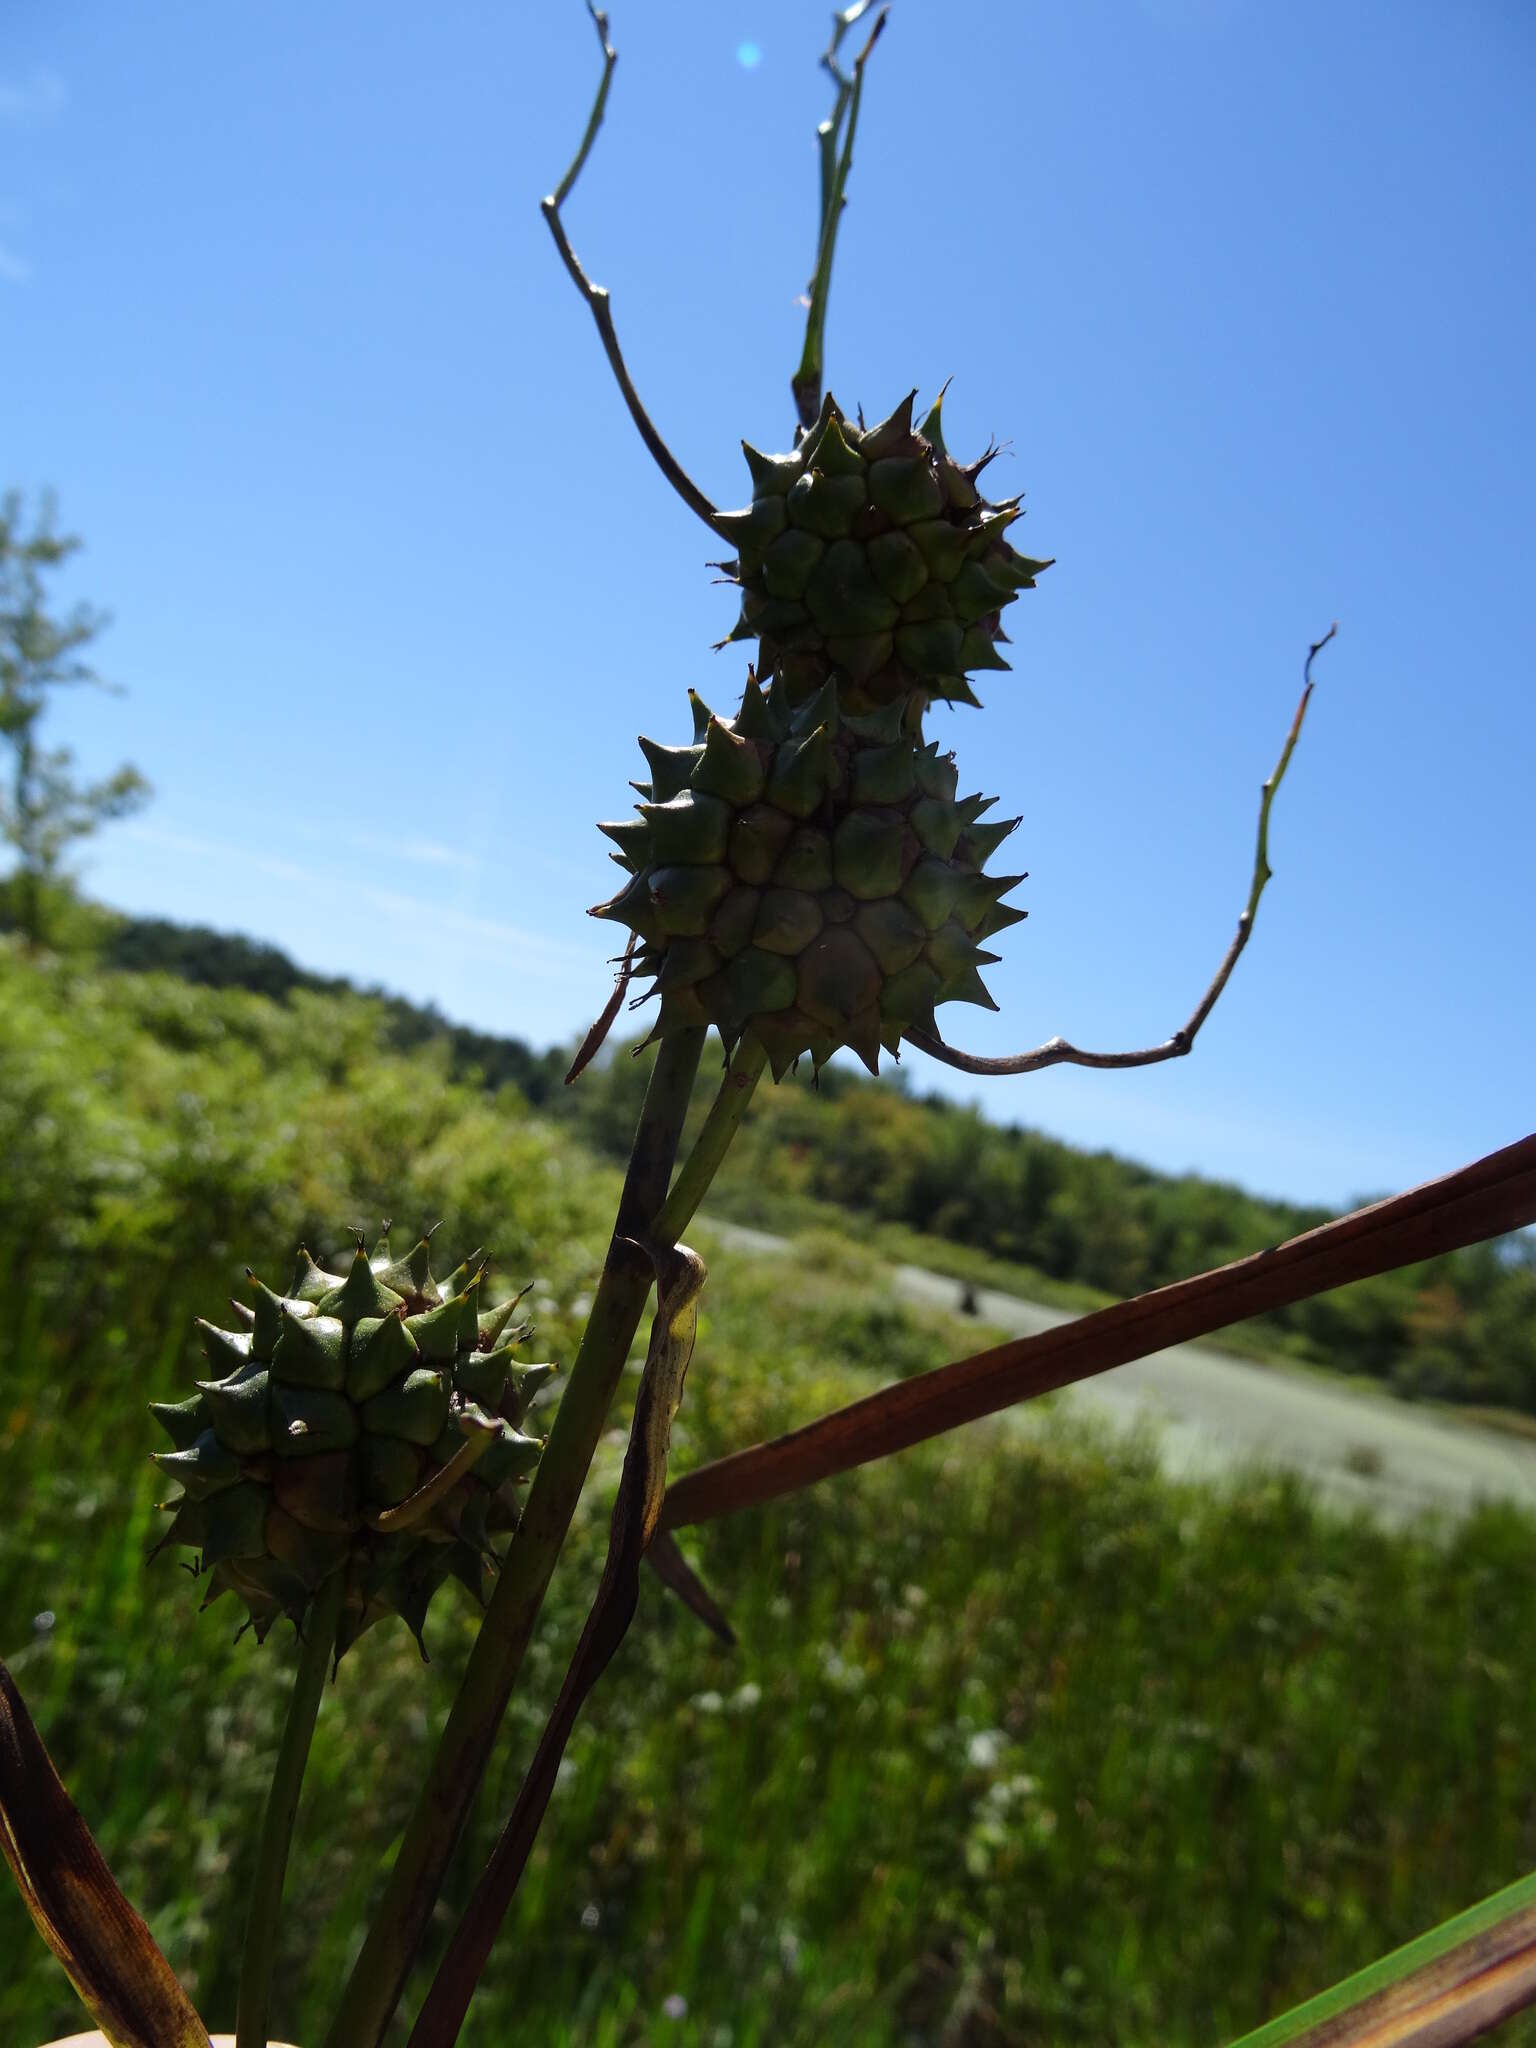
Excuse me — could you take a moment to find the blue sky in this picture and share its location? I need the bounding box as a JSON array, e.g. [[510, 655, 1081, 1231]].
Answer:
[[3, 0, 1532, 1209]]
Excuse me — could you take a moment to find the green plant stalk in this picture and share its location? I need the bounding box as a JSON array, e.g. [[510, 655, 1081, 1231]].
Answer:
[[325, 1026, 707, 2048], [792, 7, 885, 426], [236, 1567, 342, 2048], [652, 1037, 767, 1244]]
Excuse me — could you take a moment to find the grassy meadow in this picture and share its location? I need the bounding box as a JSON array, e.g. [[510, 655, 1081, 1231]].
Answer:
[[3, 939, 1535, 2046]]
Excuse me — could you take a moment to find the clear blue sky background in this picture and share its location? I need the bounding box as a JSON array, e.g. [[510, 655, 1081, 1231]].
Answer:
[[3, 0, 1532, 1209]]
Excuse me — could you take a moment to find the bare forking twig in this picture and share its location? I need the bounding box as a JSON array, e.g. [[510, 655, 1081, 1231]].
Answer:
[[907, 623, 1338, 1077], [792, 3, 890, 430], [541, 4, 724, 535]]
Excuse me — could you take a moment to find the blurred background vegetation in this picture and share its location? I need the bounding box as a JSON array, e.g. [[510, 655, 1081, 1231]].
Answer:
[[3, 934, 1535, 2045]]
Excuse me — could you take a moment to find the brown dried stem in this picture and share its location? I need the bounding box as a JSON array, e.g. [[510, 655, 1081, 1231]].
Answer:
[[908, 624, 1338, 1077], [324, 1027, 706, 2048], [541, 5, 723, 535], [659, 1130, 1536, 1533], [406, 1245, 707, 2048], [1225, 1866, 1536, 2046], [564, 933, 637, 1085]]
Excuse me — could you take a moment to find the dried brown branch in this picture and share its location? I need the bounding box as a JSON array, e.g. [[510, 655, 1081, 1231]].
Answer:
[[908, 624, 1337, 1077], [659, 1130, 1536, 1533], [406, 1243, 707, 2048], [541, 5, 724, 535], [645, 1528, 736, 1644], [564, 934, 637, 1085], [793, 3, 890, 429]]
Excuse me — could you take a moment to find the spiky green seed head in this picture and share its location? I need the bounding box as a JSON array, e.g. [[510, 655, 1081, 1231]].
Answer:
[[716, 390, 1051, 719], [150, 1230, 556, 1661], [593, 675, 1026, 1079]]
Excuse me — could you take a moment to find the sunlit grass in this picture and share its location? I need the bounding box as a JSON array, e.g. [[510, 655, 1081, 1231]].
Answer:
[[4, 949, 1535, 2046]]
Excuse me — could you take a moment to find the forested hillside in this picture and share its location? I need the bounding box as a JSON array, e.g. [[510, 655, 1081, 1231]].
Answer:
[[26, 904, 1536, 1414]]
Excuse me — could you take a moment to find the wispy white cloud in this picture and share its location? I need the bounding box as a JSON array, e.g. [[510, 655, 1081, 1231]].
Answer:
[[121, 820, 594, 970], [395, 837, 477, 870], [0, 243, 30, 285], [359, 885, 591, 965], [123, 822, 318, 890], [0, 68, 67, 126], [286, 818, 481, 872]]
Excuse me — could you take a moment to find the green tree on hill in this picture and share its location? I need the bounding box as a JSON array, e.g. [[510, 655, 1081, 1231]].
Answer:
[[0, 489, 150, 946]]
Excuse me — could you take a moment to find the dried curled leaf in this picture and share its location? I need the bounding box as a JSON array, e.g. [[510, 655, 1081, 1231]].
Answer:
[[1, 1658, 211, 2048]]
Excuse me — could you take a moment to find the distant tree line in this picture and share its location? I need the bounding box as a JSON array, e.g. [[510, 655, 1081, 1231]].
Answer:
[[39, 907, 1536, 1417], [91, 915, 569, 1104], [715, 1076, 1536, 1411]]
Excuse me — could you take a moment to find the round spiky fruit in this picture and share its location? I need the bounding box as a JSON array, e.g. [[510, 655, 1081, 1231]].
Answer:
[[715, 388, 1052, 719], [150, 1228, 558, 1661], [592, 675, 1027, 1079]]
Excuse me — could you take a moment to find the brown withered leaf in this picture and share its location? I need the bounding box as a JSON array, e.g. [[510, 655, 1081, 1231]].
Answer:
[[660, 1133, 1536, 1533], [1, 1657, 211, 2048], [645, 1528, 736, 1645]]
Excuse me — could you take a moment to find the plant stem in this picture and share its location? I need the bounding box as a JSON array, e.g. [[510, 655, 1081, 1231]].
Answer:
[[236, 1568, 341, 2048], [652, 1037, 768, 1245], [792, 6, 888, 428], [325, 1027, 706, 2048], [549, 0, 616, 212]]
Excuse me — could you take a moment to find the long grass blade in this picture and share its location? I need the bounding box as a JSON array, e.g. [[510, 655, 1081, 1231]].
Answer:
[[1226, 1868, 1536, 2047]]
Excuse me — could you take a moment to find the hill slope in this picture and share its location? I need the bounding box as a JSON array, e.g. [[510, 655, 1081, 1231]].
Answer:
[[54, 907, 1536, 1413]]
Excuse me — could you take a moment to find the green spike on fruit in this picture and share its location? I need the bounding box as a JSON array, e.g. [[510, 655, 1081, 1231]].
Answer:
[[273, 1309, 348, 1391], [317, 1246, 405, 1323], [150, 1230, 560, 1662], [291, 1248, 345, 1306], [436, 1245, 483, 1294], [372, 1231, 438, 1303], [196, 1368, 273, 1457], [695, 717, 767, 804], [591, 675, 1026, 1076], [149, 1393, 209, 1452], [716, 392, 1050, 718], [196, 1319, 251, 1380], [638, 737, 702, 803], [503, 1361, 559, 1427], [153, 1430, 242, 1500], [247, 1276, 299, 1355], [347, 1309, 419, 1402], [478, 1282, 532, 1351], [361, 1368, 450, 1447]]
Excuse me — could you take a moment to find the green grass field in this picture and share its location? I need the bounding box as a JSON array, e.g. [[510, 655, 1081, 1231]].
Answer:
[[4, 943, 1535, 2046]]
